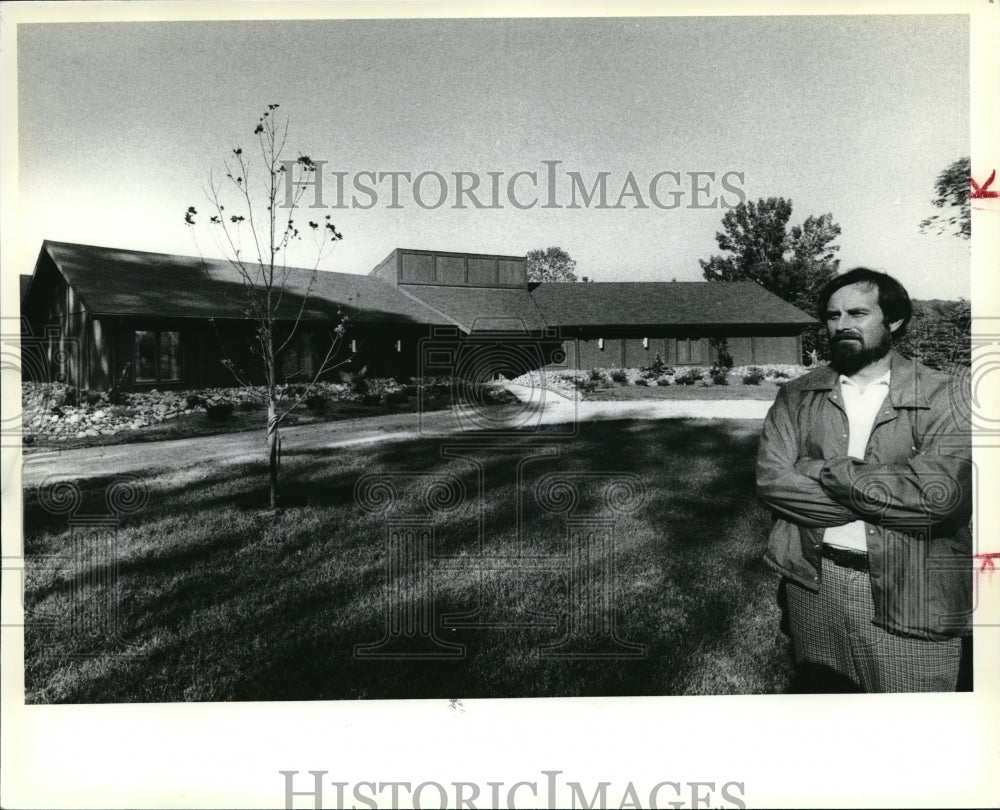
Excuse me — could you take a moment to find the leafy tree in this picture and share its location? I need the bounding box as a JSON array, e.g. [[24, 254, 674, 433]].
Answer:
[[699, 198, 842, 361], [919, 157, 971, 240], [185, 104, 346, 513], [896, 298, 971, 369], [700, 198, 791, 283], [527, 246, 578, 282]]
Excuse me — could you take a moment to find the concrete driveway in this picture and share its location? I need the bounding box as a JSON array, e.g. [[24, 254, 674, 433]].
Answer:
[[19, 391, 772, 486]]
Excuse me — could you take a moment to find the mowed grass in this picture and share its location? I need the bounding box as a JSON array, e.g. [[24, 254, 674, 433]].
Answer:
[[22, 418, 794, 702]]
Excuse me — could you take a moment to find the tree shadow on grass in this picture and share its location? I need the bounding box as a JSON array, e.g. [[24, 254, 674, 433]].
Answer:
[[24, 418, 799, 702]]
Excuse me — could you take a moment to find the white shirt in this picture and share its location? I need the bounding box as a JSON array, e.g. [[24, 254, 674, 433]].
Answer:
[[823, 370, 891, 553]]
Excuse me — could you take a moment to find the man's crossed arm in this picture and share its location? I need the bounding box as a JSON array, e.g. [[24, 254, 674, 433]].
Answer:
[[756, 387, 971, 529]]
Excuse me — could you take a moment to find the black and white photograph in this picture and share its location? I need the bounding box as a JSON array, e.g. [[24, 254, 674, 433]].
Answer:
[[2, 2, 998, 808]]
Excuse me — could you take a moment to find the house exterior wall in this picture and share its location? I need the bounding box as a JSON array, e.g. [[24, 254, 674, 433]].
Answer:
[[558, 327, 803, 370], [412, 327, 566, 381], [372, 248, 529, 289], [21, 254, 94, 389]]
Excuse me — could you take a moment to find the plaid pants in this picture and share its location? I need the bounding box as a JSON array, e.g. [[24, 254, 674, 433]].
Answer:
[[785, 557, 962, 693]]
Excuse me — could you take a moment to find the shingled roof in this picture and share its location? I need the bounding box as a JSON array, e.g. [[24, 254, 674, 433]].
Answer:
[[26, 241, 817, 333], [529, 281, 816, 327], [33, 241, 451, 326], [398, 284, 547, 332]]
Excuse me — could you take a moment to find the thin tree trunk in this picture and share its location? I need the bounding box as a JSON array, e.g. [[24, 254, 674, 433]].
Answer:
[[267, 399, 279, 510]]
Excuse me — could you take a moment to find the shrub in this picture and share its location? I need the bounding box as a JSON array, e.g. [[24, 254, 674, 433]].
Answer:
[[107, 387, 129, 406], [304, 392, 328, 411], [582, 369, 613, 389], [186, 394, 207, 410], [769, 369, 790, 380], [711, 337, 734, 370], [675, 368, 703, 385], [643, 363, 675, 379], [380, 389, 409, 410], [478, 385, 518, 405], [609, 368, 628, 384], [416, 378, 450, 401], [635, 378, 649, 386], [742, 366, 766, 386], [63, 387, 79, 407], [656, 376, 672, 387], [709, 364, 729, 385], [205, 401, 235, 421], [85, 389, 103, 407], [642, 353, 669, 377]]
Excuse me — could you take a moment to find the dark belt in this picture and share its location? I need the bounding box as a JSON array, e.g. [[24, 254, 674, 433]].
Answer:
[[821, 544, 869, 573]]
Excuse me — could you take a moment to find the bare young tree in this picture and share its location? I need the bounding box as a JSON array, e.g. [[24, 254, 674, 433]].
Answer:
[[184, 104, 346, 513]]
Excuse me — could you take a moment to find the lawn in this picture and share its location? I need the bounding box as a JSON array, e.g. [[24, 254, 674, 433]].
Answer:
[[22, 417, 794, 702]]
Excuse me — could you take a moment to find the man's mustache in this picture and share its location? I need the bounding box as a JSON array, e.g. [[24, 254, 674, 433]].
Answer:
[[832, 332, 864, 342]]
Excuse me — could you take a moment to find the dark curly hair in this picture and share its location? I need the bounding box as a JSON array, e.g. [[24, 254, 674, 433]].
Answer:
[[816, 267, 912, 339]]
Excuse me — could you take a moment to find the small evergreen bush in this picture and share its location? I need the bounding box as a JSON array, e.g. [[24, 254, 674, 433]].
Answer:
[[675, 368, 703, 385]]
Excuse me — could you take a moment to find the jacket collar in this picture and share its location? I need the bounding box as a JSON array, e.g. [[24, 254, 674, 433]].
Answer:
[[798, 351, 931, 409]]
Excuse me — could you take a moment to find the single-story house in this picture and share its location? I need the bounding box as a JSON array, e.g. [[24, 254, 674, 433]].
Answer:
[[19, 241, 816, 390]]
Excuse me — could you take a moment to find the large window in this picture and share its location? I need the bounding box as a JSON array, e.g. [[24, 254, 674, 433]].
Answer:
[[676, 337, 703, 364], [135, 330, 181, 382], [280, 332, 316, 379]]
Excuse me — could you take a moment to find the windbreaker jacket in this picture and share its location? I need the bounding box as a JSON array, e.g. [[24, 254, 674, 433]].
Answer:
[[756, 352, 972, 640]]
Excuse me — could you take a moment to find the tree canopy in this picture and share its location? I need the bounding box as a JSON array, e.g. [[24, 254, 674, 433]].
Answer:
[[527, 246, 578, 282], [699, 198, 841, 308], [895, 298, 971, 370], [699, 197, 842, 362], [919, 156, 971, 240]]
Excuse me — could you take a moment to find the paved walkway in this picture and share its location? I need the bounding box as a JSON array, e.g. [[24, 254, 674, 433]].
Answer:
[[20, 389, 772, 485]]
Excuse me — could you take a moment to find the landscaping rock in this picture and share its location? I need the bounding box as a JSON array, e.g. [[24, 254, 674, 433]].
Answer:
[[19, 379, 416, 443]]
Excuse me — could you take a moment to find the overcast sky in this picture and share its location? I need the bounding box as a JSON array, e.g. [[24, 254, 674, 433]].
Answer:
[[15, 14, 970, 299]]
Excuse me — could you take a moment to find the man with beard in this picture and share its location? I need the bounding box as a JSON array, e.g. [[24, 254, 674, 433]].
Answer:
[[756, 267, 971, 692]]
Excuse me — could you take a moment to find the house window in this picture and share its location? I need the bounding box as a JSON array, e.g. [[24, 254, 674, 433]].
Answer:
[[598, 338, 605, 351], [134, 330, 181, 382], [676, 337, 703, 364], [643, 337, 649, 349], [281, 332, 315, 379]]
